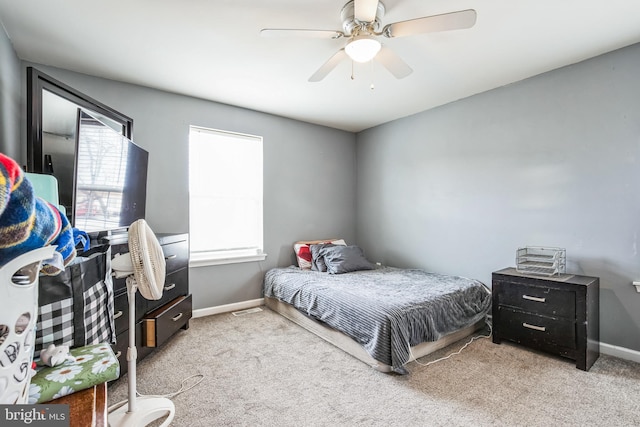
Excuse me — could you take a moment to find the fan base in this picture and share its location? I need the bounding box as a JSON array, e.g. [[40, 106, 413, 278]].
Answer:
[[109, 396, 175, 427]]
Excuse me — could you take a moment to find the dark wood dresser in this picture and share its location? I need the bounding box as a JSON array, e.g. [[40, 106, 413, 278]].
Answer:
[[492, 267, 599, 371], [108, 232, 192, 377]]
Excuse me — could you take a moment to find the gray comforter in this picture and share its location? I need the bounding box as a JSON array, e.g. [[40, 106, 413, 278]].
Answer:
[[263, 266, 491, 374]]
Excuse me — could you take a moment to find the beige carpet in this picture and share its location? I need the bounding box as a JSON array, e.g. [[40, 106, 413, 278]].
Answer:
[[107, 308, 640, 426]]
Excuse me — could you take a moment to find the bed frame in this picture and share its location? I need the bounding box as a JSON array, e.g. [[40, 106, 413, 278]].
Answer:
[[265, 296, 485, 373]]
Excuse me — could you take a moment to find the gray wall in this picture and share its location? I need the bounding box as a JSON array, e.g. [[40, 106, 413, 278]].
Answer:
[[356, 43, 640, 352], [0, 24, 21, 159], [9, 20, 639, 352], [22, 64, 357, 309]]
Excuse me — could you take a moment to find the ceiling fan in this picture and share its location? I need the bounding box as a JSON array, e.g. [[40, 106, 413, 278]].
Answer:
[[260, 0, 477, 82]]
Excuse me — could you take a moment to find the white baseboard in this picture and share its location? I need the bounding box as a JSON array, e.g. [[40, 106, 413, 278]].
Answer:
[[193, 298, 265, 318], [600, 342, 640, 364]]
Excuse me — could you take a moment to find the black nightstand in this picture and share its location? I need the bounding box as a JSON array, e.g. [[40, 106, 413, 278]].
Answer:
[[492, 267, 599, 371]]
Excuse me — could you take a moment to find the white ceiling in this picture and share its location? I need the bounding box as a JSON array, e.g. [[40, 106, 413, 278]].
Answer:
[[1, 0, 640, 132]]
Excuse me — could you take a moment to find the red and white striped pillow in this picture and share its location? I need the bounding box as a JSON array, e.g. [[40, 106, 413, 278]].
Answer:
[[293, 239, 346, 269]]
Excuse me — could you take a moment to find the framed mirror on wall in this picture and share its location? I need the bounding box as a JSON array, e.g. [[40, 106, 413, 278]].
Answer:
[[26, 67, 147, 233], [27, 67, 134, 215]]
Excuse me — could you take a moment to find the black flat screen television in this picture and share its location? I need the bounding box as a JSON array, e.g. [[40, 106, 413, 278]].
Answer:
[[73, 111, 148, 233]]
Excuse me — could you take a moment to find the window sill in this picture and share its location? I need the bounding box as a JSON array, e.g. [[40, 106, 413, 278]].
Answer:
[[189, 252, 267, 267]]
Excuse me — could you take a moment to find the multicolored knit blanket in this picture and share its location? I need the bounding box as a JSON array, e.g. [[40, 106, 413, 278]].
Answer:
[[0, 153, 75, 275]]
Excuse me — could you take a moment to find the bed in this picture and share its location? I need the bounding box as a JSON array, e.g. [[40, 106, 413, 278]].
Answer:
[[263, 240, 492, 374]]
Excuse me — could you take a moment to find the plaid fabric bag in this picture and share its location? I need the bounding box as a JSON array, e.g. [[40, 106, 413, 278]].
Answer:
[[35, 245, 115, 359], [35, 268, 83, 359], [81, 247, 116, 345]]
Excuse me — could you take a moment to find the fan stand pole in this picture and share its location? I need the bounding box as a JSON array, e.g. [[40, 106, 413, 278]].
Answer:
[[108, 279, 175, 427], [127, 280, 138, 413]]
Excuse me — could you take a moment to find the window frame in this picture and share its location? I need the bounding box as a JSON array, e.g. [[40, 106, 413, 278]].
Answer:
[[188, 126, 266, 267]]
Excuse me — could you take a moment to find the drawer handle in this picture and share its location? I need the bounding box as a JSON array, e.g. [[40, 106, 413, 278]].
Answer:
[[522, 322, 546, 332], [522, 295, 546, 303], [165, 254, 177, 260], [115, 351, 122, 358], [172, 313, 183, 322], [113, 310, 124, 320], [164, 283, 176, 291]]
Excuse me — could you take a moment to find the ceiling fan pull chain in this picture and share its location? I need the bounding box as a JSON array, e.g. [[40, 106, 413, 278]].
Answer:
[[370, 59, 375, 90], [351, 60, 355, 80]]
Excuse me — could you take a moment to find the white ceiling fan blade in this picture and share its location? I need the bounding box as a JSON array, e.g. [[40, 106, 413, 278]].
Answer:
[[375, 46, 412, 79], [260, 29, 344, 39], [354, 0, 379, 22], [383, 9, 477, 38], [309, 49, 347, 82]]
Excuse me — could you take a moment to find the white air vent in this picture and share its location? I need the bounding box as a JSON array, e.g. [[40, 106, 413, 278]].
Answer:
[[232, 307, 263, 316]]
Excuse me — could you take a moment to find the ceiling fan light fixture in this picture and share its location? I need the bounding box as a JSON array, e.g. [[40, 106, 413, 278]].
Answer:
[[345, 36, 381, 63]]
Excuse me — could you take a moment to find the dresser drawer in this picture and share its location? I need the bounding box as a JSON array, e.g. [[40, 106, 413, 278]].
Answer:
[[113, 291, 129, 334], [161, 240, 189, 275], [112, 275, 126, 293], [113, 287, 148, 329], [496, 281, 575, 319], [111, 321, 149, 377], [163, 267, 188, 301], [111, 329, 127, 375], [143, 295, 192, 348], [497, 307, 576, 349], [146, 267, 188, 313]]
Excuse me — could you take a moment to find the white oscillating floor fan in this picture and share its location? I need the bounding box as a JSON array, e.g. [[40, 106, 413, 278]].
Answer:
[[109, 219, 175, 427]]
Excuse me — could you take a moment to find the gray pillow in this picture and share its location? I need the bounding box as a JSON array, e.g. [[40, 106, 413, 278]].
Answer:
[[318, 245, 375, 274], [310, 243, 334, 272]]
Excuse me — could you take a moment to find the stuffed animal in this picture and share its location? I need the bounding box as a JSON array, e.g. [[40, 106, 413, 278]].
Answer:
[[39, 344, 76, 367]]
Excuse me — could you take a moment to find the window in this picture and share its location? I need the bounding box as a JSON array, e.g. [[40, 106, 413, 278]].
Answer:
[[188, 126, 265, 266]]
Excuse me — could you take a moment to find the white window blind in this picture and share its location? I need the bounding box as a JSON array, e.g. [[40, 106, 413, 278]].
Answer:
[[75, 115, 126, 231], [188, 126, 265, 266]]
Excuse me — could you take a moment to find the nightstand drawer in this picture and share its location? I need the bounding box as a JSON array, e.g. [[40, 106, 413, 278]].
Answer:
[[496, 282, 575, 319], [497, 307, 576, 349]]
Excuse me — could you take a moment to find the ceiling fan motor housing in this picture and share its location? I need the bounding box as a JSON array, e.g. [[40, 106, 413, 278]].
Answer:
[[341, 0, 385, 36]]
